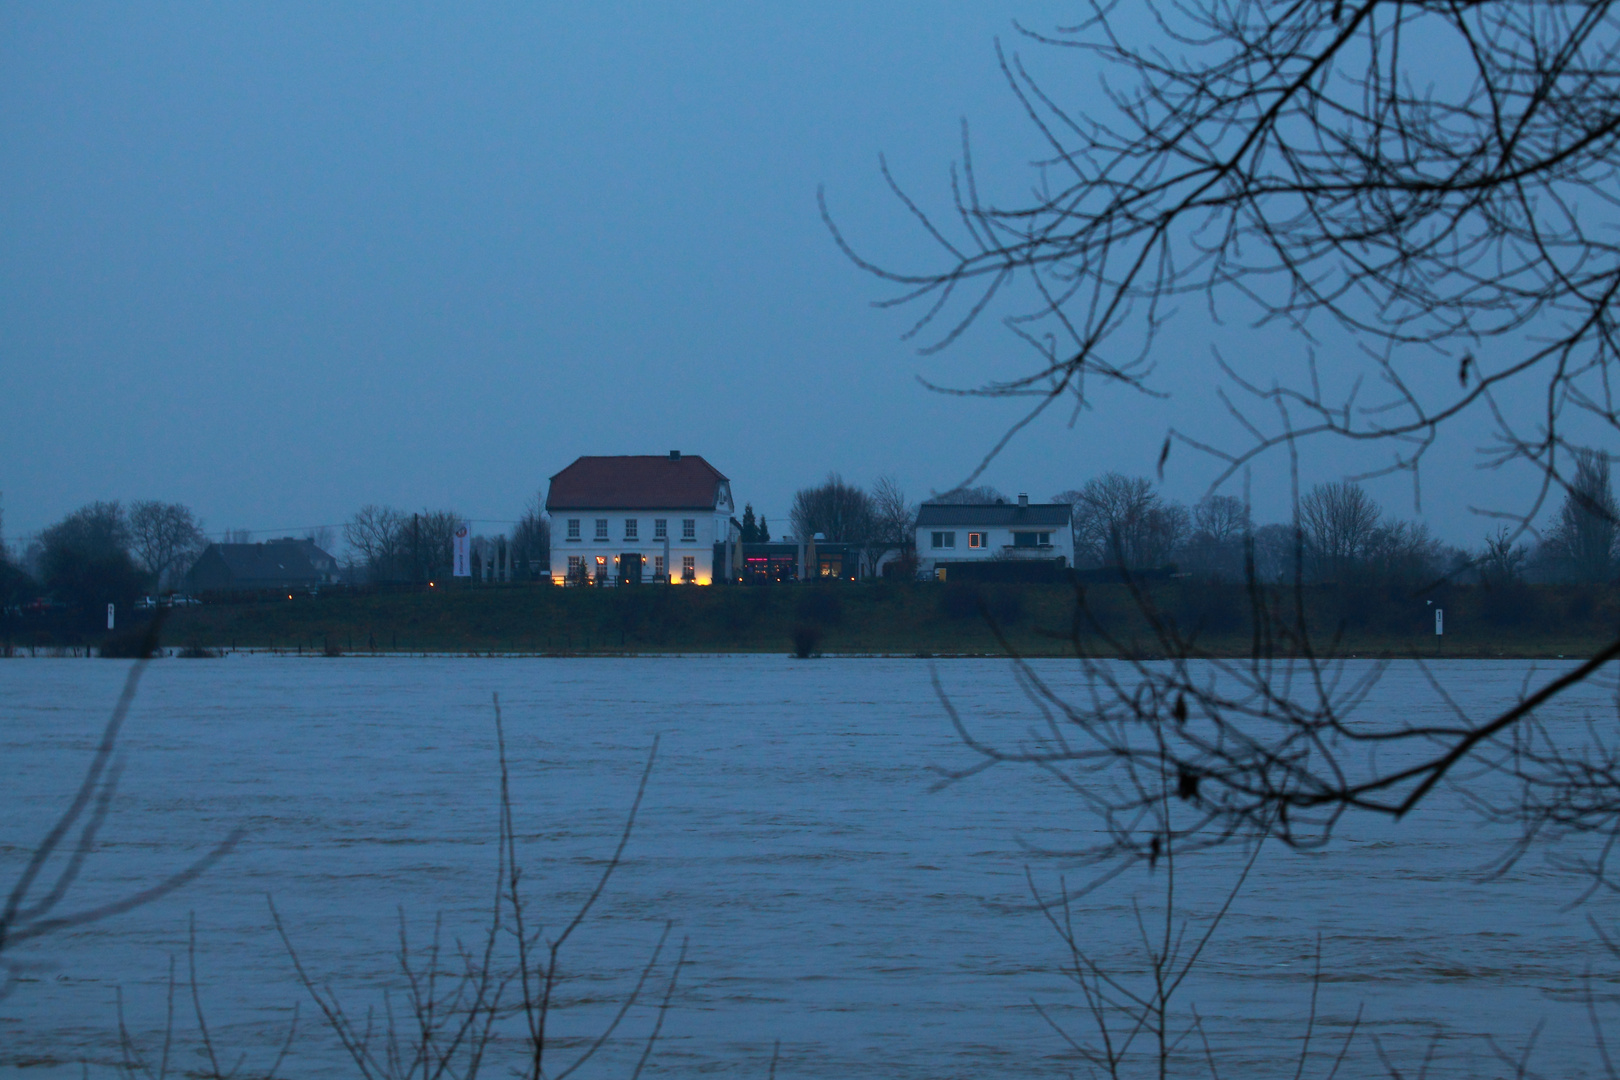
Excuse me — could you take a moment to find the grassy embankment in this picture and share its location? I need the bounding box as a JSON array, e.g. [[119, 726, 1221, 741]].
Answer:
[[153, 580, 1620, 658]]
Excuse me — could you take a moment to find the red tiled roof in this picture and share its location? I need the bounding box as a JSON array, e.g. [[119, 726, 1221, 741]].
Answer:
[[546, 455, 729, 511]]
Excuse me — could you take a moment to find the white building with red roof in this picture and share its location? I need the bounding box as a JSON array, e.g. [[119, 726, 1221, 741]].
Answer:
[[545, 451, 737, 584]]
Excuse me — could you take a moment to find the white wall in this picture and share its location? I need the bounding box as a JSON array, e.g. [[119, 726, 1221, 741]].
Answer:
[[915, 521, 1074, 574], [550, 509, 731, 583]]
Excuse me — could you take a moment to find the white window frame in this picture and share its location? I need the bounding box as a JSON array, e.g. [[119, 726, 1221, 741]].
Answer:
[[567, 519, 581, 541], [681, 555, 696, 581], [594, 518, 609, 541], [931, 531, 956, 549], [625, 518, 638, 540], [682, 518, 696, 541], [654, 555, 665, 578], [654, 519, 668, 539]]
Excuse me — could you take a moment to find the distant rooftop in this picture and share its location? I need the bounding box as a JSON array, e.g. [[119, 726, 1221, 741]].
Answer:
[[916, 502, 1071, 528], [546, 453, 729, 511]]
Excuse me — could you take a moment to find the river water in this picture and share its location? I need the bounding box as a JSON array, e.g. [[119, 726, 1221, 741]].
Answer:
[[2, 655, 1618, 1077]]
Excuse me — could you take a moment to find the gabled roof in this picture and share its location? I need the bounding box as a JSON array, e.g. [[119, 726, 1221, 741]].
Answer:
[[916, 502, 1072, 528], [201, 540, 330, 583], [546, 455, 729, 511]]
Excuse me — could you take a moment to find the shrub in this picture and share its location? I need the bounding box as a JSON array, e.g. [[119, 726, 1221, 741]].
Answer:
[[790, 622, 822, 658]]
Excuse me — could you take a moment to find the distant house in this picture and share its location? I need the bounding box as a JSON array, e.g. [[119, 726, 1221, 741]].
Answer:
[[546, 452, 737, 584], [186, 538, 340, 593], [915, 495, 1074, 580]]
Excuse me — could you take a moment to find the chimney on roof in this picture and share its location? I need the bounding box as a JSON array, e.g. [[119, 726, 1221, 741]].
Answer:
[[1018, 493, 1029, 506], [669, 450, 681, 460]]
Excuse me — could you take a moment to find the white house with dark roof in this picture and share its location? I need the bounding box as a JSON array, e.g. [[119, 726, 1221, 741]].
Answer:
[[545, 451, 736, 584], [914, 494, 1074, 577]]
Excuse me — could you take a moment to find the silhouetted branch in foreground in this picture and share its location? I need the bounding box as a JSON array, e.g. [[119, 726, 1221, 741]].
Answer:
[[270, 694, 686, 1078], [115, 914, 299, 1080], [934, 560, 1620, 891], [1, 615, 242, 1000]]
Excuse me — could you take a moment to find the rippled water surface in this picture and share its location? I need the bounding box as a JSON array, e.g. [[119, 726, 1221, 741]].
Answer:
[[3, 655, 1619, 1077]]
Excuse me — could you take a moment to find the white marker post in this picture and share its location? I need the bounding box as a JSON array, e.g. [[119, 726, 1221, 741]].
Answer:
[[1435, 608, 1444, 636], [107, 603, 115, 630]]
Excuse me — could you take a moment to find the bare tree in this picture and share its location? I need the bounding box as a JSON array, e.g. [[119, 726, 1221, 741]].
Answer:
[[412, 509, 463, 582], [129, 501, 207, 591], [1548, 449, 1618, 582], [790, 473, 873, 545], [1479, 527, 1529, 587], [344, 505, 408, 582], [1297, 482, 1381, 583], [1055, 473, 1184, 569], [1180, 495, 1252, 579], [865, 475, 917, 574], [511, 493, 550, 580]]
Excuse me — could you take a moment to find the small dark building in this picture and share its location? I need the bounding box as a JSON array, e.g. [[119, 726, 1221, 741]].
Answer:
[[737, 540, 859, 583], [187, 538, 339, 593]]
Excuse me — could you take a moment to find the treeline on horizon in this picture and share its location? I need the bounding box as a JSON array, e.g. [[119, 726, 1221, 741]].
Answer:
[[3, 452, 1619, 634]]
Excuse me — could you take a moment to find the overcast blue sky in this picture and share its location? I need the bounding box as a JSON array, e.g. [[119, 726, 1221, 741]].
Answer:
[[0, 4, 1540, 548]]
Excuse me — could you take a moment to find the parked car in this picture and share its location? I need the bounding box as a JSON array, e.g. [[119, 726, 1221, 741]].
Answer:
[[165, 594, 203, 607], [136, 596, 160, 610]]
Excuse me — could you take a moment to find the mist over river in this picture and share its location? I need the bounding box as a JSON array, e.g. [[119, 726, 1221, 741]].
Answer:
[[3, 655, 1618, 1077]]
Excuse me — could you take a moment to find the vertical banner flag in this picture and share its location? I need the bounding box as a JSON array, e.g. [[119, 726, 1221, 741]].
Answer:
[[453, 523, 471, 577]]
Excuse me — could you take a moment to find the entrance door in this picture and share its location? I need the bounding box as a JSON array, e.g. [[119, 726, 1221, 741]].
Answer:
[[618, 553, 643, 585]]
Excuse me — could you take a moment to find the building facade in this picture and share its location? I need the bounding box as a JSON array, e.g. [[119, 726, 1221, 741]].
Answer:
[[186, 537, 340, 593], [914, 495, 1074, 578], [546, 452, 736, 585]]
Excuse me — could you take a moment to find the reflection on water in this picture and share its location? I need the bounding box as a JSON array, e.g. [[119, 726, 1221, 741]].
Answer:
[[1, 656, 1617, 1077]]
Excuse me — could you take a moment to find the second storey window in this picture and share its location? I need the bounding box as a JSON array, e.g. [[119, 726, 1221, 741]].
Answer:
[[968, 532, 985, 549], [567, 519, 581, 541], [682, 518, 696, 541], [931, 531, 956, 549], [624, 519, 638, 540], [1012, 531, 1053, 548], [595, 519, 609, 541], [654, 519, 668, 540]]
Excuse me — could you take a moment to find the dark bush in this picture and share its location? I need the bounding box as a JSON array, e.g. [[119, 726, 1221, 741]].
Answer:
[[178, 643, 222, 658], [100, 625, 158, 659], [790, 623, 822, 658], [323, 635, 343, 657]]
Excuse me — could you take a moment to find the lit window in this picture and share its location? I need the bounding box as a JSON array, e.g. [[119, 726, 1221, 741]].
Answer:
[[654, 519, 667, 539], [682, 518, 696, 541], [682, 555, 696, 581], [625, 518, 638, 540], [595, 519, 608, 540], [567, 519, 580, 541], [931, 531, 956, 549], [968, 532, 985, 549]]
